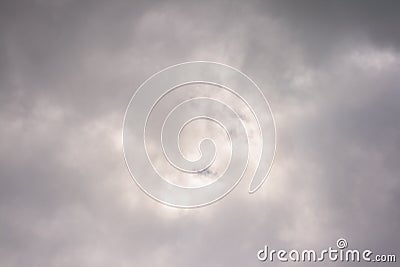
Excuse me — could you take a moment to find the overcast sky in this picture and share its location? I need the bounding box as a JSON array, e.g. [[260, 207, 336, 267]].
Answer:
[[1, 0, 399, 266]]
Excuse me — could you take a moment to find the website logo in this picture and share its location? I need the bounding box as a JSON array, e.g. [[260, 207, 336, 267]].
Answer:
[[123, 61, 276, 208], [258, 238, 397, 263]]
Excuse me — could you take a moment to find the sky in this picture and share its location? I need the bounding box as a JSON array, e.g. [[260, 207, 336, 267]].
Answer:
[[0, 0, 399, 266]]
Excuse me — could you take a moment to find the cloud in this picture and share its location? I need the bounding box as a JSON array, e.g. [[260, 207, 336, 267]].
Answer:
[[0, 0, 399, 266]]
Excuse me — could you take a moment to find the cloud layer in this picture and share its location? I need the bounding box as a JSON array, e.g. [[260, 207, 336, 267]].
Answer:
[[1, 0, 399, 266]]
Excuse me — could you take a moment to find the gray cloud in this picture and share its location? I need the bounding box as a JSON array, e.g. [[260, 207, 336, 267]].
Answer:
[[1, 0, 399, 266]]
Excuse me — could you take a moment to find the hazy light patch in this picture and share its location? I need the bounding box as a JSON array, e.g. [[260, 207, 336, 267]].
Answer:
[[59, 112, 122, 171], [190, 39, 246, 67], [349, 47, 399, 71], [285, 66, 316, 90]]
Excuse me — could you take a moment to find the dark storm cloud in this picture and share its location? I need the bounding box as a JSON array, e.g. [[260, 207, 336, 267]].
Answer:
[[0, 0, 150, 118], [1, 0, 399, 266], [258, 0, 400, 65]]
